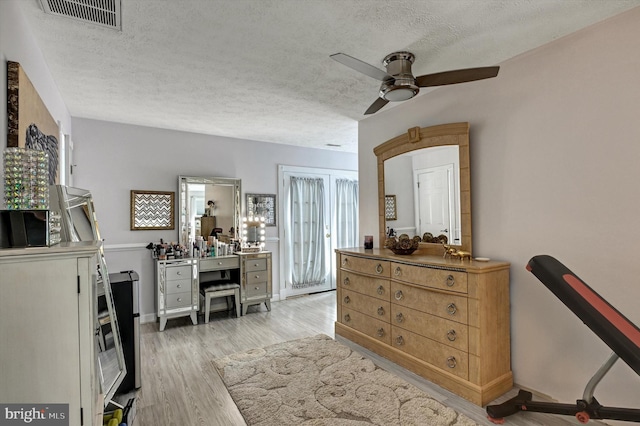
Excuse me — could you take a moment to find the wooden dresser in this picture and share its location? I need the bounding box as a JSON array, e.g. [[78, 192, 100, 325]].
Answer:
[[335, 247, 512, 405]]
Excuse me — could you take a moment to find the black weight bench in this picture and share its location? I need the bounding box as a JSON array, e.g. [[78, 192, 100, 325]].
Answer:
[[486, 255, 640, 424]]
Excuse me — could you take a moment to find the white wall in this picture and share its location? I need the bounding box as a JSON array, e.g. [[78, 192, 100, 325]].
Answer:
[[71, 118, 357, 322], [359, 7, 640, 420], [0, 0, 72, 162]]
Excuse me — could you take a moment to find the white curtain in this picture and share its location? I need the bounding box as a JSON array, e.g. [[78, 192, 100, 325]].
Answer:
[[335, 179, 358, 249], [290, 177, 326, 289]]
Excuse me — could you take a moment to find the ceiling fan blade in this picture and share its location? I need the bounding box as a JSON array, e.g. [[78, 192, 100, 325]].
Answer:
[[364, 97, 389, 115], [415, 66, 500, 87], [330, 53, 392, 82]]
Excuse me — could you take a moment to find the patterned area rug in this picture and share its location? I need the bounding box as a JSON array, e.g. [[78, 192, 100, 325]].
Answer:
[[213, 334, 478, 426]]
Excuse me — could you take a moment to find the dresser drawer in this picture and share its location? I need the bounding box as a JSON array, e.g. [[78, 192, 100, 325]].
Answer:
[[340, 255, 390, 277], [391, 282, 468, 324], [165, 265, 192, 281], [200, 256, 239, 271], [391, 304, 468, 352], [340, 271, 390, 301], [245, 281, 267, 298], [166, 278, 192, 295], [244, 258, 267, 272], [391, 262, 467, 293], [341, 289, 390, 322], [392, 326, 469, 380], [165, 291, 192, 309], [341, 307, 391, 345]]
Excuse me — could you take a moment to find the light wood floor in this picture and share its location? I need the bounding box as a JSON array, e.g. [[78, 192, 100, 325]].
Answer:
[[131, 291, 596, 426]]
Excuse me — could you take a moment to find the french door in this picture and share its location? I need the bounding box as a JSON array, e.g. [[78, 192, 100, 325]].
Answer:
[[278, 165, 358, 299]]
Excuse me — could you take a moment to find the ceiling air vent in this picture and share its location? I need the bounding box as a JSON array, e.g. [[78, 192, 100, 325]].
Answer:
[[39, 0, 122, 31]]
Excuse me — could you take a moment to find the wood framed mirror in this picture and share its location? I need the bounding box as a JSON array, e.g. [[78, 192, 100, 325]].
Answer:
[[374, 122, 471, 256]]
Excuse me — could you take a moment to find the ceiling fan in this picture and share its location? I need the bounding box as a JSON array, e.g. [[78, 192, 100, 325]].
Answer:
[[330, 51, 500, 115]]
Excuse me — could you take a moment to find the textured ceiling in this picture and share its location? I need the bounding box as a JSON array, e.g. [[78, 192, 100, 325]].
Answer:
[[18, 0, 640, 153]]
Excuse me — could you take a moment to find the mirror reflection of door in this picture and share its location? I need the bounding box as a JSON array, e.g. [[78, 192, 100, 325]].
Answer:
[[384, 145, 461, 244], [415, 164, 453, 242]]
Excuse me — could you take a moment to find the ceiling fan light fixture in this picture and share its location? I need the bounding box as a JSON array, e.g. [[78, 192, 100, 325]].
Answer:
[[382, 86, 418, 102]]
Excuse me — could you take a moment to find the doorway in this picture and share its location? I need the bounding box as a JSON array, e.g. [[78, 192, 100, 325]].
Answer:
[[278, 165, 358, 299], [414, 164, 454, 242]]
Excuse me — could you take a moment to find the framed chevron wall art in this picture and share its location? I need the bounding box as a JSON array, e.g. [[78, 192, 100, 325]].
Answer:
[[130, 190, 175, 230]]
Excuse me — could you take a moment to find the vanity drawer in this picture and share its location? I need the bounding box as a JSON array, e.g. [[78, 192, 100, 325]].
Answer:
[[165, 265, 192, 281], [245, 271, 268, 285], [166, 278, 192, 295], [244, 258, 267, 272], [392, 326, 469, 380], [340, 255, 390, 278], [340, 271, 390, 301], [391, 281, 468, 324], [341, 307, 391, 345], [391, 262, 467, 294], [165, 291, 192, 309], [245, 281, 267, 298], [200, 256, 239, 271], [391, 304, 468, 352], [341, 289, 390, 322]]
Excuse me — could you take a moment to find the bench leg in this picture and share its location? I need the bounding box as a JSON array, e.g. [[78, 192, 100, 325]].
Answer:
[[234, 289, 240, 318], [205, 295, 211, 324], [265, 299, 271, 311]]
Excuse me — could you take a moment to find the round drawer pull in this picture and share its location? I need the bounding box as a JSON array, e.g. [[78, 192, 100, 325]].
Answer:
[[375, 263, 384, 274], [177, 284, 182, 288], [395, 313, 404, 323], [447, 329, 457, 341], [343, 277, 350, 286], [254, 286, 260, 290], [344, 314, 351, 322], [394, 290, 404, 301], [254, 263, 259, 266], [176, 271, 182, 275], [446, 275, 455, 287], [377, 285, 384, 295], [177, 297, 182, 302], [254, 275, 261, 279], [395, 336, 404, 346], [446, 356, 457, 369], [344, 296, 351, 304], [377, 306, 385, 316], [342, 258, 349, 266], [394, 266, 402, 277], [376, 328, 385, 337], [446, 303, 457, 315]]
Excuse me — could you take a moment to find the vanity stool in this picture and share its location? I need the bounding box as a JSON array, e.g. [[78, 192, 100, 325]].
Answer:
[[201, 282, 240, 322]]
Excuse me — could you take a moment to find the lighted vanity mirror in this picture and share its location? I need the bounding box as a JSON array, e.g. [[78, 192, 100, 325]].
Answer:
[[374, 122, 472, 255], [49, 185, 127, 405], [178, 176, 241, 246]]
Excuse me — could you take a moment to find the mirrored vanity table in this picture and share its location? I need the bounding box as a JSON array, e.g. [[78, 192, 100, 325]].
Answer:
[[335, 123, 513, 406], [154, 176, 272, 330]]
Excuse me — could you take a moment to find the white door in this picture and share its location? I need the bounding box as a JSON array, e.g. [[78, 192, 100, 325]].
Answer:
[[415, 164, 453, 241], [278, 166, 358, 299]]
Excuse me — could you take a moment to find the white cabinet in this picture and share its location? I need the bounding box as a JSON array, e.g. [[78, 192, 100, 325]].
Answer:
[[155, 258, 198, 331], [0, 242, 103, 426]]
